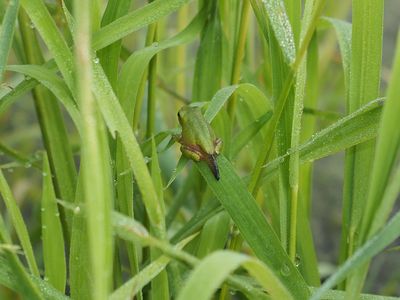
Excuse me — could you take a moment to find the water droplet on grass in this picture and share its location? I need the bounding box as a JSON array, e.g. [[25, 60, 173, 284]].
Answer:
[[280, 263, 291, 276]]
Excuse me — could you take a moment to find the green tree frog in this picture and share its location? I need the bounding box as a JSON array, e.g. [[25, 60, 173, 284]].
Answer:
[[177, 106, 222, 180]]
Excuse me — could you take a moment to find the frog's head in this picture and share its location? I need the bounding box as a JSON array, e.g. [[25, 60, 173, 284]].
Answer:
[[177, 106, 201, 126]]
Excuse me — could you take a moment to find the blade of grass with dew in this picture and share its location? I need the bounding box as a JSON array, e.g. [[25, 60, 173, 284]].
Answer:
[[0, 214, 42, 300], [195, 155, 310, 298], [309, 287, 400, 300], [75, 0, 114, 297], [261, 98, 384, 182], [92, 0, 194, 51], [347, 30, 400, 298], [0, 169, 39, 276], [41, 153, 66, 292], [192, 1, 222, 102], [0, 77, 39, 114], [18, 9, 78, 239], [111, 210, 282, 299], [150, 137, 169, 300], [20, 0, 74, 90], [177, 250, 293, 300], [310, 205, 400, 300], [92, 60, 166, 240], [361, 31, 400, 244], [342, 0, 384, 294], [110, 233, 197, 300], [69, 177, 91, 300], [297, 32, 320, 286], [6, 64, 81, 132], [0, 0, 19, 82], [97, 0, 131, 89], [322, 17, 351, 97]]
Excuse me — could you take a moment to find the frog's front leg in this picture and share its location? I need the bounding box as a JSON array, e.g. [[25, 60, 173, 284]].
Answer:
[[180, 145, 203, 162], [214, 138, 223, 155]]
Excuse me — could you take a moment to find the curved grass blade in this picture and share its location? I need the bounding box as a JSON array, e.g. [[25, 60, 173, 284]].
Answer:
[[195, 155, 309, 299], [92, 0, 194, 51], [177, 251, 293, 300], [261, 98, 384, 182], [310, 207, 400, 300], [41, 153, 66, 292], [0, 0, 20, 82], [110, 234, 197, 300], [0, 169, 39, 276], [6, 64, 81, 132]]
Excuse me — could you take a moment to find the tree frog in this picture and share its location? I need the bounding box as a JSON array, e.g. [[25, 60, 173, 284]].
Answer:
[[177, 106, 222, 180]]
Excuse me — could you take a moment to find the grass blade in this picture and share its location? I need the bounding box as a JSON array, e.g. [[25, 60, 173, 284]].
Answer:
[[195, 155, 309, 299], [0, 169, 39, 276], [92, 0, 194, 51], [0, 0, 19, 82], [41, 153, 66, 292], [177, 251, 293, 300], [74, 0, 113, 298]]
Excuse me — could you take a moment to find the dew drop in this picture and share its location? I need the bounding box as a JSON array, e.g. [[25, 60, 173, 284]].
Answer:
[[55, 212, 60, 217], [74, 206, 81, 214], [42, 225, 47, 230], [152, 42, 159, 47], [29, 22, 35, 29], [42, 172, 48, 177], [24, 162, 32, 168], [93, 57, 100, 64], [295, 254, 301, 267], [41, 208, 45, 212]]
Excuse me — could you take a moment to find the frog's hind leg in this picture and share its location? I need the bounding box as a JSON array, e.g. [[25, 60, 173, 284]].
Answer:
[[180, 145, 203, 162]]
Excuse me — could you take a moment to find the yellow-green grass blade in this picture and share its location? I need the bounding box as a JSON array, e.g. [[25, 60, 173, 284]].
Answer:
[[0, 169, 39, 276], [6, 64, 81, 132], [177, 251, 293, 300], [0, 213, 42, 300], [92, 0, 194, 51], [41, 153, 66, 292], [74, 0, 113, 297], [192, 1, 222, 101], [362, 32, 400, 240], [195, 155, 309, 299], [0, 0, 20, 82], [261, 98, 383, 182], [342, 0, 384, 294]]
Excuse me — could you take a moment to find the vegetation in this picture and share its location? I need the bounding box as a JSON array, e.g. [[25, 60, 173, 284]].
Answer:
[[0, 0, 399, 299]]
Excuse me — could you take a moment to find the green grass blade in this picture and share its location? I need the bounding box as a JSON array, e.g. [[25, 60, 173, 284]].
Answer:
[[0, 214, 43, 300], [261, 98, 383, 181], [195, 155, 309, 299], [92, 0, 193, 51], [177, 251, 293, 300], [41, 153, 66, 292], [342, 0, 384, 294], [0, 169, 39, 276], [6, 64, 81, 132], [311, 207, 400, 300], [74, 0, 113, 297], [249, 0, 295, 64], [0, 0, 20, 82], [192, 1, 222, 101], [92, 61, 166, 239], [20, 0, 74, 90], [110, 234, 196, 300], [97, 0, 131, 89], [361, 31, 400, 239]]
